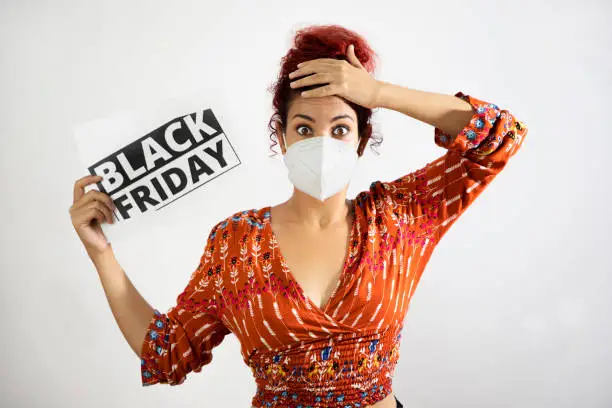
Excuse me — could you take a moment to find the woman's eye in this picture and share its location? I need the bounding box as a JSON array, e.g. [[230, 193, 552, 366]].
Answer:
[[334, 125, 350, 137], [296, 125, 311, 136]]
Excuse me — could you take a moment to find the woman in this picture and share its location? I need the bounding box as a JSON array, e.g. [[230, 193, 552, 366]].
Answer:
[[70, 25, 527, 408]]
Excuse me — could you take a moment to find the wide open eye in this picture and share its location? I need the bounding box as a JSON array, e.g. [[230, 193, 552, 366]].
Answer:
[[333, 125, 350, 137], [295, 124, 312, 136]]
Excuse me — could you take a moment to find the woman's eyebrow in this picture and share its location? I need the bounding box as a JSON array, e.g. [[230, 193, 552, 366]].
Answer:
[[291, 114, 354, 123]]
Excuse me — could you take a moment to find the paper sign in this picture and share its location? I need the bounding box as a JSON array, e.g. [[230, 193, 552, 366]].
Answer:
[[73, 88, 241, 224]]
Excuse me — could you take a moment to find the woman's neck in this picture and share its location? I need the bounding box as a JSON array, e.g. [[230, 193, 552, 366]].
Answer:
[[283, 187, 351, 229]]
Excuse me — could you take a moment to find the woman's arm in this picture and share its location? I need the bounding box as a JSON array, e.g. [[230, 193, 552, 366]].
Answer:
[[374, 82, 475, 136], [91, 245, 155, 358], [368, 86, 528, 245], [139, 221, 232, 386]]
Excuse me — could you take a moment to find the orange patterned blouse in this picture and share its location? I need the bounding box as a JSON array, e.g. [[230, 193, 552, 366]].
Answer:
[[139, 92, 528, 408]]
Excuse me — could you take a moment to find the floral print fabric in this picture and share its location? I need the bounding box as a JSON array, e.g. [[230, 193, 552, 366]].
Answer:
[[139, 92, 528, 408]]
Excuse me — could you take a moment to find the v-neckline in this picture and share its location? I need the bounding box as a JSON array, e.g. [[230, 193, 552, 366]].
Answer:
[[264, 200, 359, 316]]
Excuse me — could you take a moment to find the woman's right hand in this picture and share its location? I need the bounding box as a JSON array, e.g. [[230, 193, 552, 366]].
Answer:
[[69, 175, 116, 257]]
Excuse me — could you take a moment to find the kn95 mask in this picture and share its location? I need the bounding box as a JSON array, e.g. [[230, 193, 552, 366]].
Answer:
[[282, 135, 359, 201]]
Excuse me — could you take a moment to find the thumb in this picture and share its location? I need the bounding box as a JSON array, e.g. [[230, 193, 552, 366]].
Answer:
[[346, 44, 365, 69]]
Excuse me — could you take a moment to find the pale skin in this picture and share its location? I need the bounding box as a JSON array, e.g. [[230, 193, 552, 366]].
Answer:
[[69, 43, 474, 407]]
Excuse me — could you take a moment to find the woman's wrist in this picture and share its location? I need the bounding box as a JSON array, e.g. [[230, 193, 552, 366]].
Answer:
[[87, 242, 115, 268]]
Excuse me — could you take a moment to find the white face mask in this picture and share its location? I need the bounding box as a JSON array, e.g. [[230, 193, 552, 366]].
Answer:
[[282, 135, 359, 201]]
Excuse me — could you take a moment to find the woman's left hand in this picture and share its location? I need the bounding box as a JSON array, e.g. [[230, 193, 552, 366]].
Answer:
[[288, 44, 381, 109]]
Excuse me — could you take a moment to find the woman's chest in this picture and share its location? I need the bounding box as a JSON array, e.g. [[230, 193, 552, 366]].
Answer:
[[222, 218, 412, 328], [271, 220, 352, 311], [215, 208, 430, 359]]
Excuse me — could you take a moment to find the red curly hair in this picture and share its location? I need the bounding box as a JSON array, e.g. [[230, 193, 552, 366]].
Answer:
[[267, 24, 382, 157]]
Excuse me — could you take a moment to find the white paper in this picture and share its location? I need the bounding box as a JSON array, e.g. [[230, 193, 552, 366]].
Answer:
[[73, 87, 241, 235]]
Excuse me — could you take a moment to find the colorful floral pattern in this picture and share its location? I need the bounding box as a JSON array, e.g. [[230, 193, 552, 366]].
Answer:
[[139, 92, 528, 407]]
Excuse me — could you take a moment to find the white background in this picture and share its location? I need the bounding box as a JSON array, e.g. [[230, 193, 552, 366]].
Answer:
[[1, 0, 610, 407]]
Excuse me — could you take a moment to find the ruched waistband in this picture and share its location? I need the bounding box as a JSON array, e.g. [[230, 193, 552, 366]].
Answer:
[[249, 327, 402, 407]]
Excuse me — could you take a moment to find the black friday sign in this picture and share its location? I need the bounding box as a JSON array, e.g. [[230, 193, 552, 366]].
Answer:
[[74, 89, 241, 223]]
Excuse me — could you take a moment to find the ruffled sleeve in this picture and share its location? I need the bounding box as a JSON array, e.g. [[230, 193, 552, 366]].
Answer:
[[140, 221, 231, 386], [368, 91, 528, 245]]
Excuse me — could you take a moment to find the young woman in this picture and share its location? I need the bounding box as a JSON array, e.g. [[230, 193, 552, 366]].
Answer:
[[70, 25, 527, 408]]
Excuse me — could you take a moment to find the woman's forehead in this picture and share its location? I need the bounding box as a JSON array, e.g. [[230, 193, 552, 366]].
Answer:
[[288, 96, 356, 121]]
